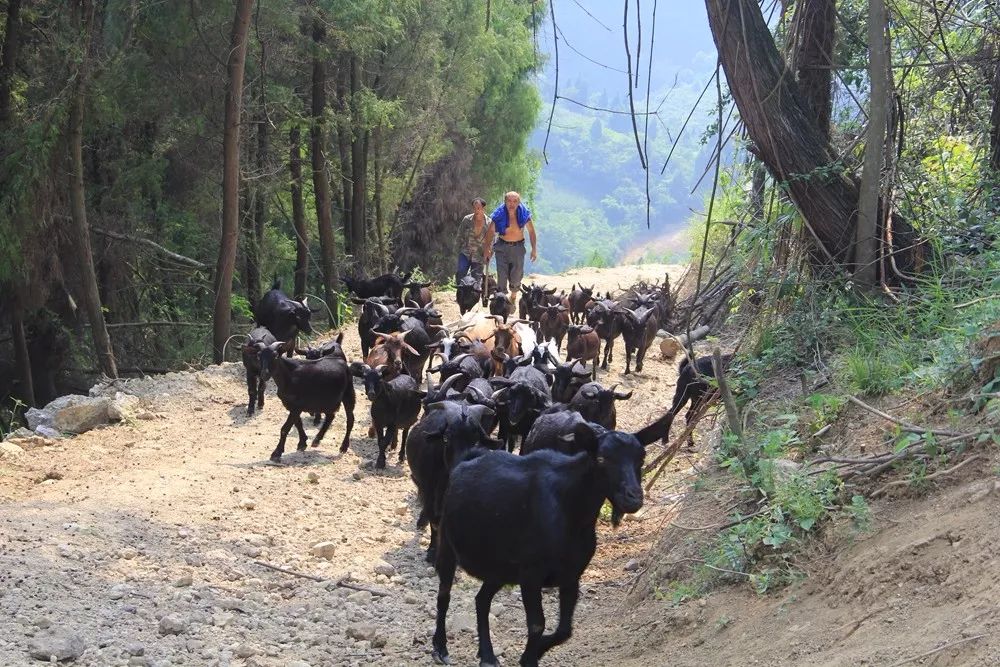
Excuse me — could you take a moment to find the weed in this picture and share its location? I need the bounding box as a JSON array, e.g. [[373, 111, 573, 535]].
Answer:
[[846, 495, 872, 533]]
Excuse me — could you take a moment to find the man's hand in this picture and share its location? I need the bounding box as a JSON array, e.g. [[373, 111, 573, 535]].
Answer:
[[484, 250, 492, 263], [530, 247, 537, 262]]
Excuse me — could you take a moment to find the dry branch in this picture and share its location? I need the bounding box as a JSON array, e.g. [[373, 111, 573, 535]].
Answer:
[[253, 560, 391, 596], [847, 395, 965, 437]]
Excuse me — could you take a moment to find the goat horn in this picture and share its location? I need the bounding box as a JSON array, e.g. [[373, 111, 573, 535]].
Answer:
[[403, 342, 420, 356], [614, 388, 634, 400], [425, 371, 436, 392], [438, 373, 464, 394]]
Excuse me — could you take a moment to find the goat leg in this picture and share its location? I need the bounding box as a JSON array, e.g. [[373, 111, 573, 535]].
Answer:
[[313, 410, 335, 447], [432, 538, 457, 665], [294, 414, 308, 451], [375, 427, 388, 469], [270, 411, 300, 462], [246, 371, 258, 417], [538, 581, 579, 657], [474, 579, 504, 666], [519, 580, 547, 667], [398, 426, 410, 463], [339, 387, 354, 453]]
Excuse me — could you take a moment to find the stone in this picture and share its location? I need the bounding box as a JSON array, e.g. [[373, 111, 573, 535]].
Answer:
[[347, 590, 372, 604], [310, 542, 337, 559], [0, 441, 25, 460], [25, 407, 53, 431], [137, 411, 158, 420], [125, 643, 145, 657], [108, 392, 141, 421], [3, 427, 33, 441], [158, 613, 189, 636], [110, 584, 131, 600], [352, 471, 363, 480], [35, 425, 63, 439], [47, 395, 112, 434], [245, 534, 269, 547], [173, 572, 193, 587], [373, 560, 395, 577], [624, 559, 640, 572], [119, 547, 140, 560], [239, 498, 256, 510], [27, 633, 86, 662], [448, 612, 476, 634], [404, 592, 420, 605], [346, 624, 378, 642], [307, 471, 319, 484], [234, 644, 256, 659], [394, 503, 408, 516]]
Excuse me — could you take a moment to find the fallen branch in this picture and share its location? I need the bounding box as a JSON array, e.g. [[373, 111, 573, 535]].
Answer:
[[714, 347, 742, 439], [253, 560, 391, 596], [955, 294, 997, 309], [93, 227, 208, 269], [871, 455, 983, 498], [887, 634, 986, 667], [847, 395, 964, 437]]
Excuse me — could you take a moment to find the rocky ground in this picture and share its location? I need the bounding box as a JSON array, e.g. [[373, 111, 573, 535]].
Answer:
[[0, 264, 694, 667]]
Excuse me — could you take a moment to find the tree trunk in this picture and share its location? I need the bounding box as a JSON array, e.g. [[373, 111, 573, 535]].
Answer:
[[68, 0, 117, 378], [350, 55, 367, 268], [990, 39, 1000, 173], [336, 59, 353, 260], [311, 19, 339, 326], [245, 42, 268, 310], [211, 0, 253, 363], [11, 298, 35, 407], [749, 159, 766, 223], [0, 0, 22, 125], [855, 0, 888, 287], [373, 128, 386, 273], [289, 123, 308, 298], [704, 0, 917, 274], [790, 0, 835, 142]]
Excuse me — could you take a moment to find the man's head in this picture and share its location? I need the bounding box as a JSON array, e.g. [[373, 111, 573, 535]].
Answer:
[[472, 197, 486, 214], [504, 191, 521, 211]]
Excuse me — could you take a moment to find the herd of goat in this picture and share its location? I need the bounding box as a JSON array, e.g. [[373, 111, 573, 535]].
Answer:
[[240, 271, 721, 666]]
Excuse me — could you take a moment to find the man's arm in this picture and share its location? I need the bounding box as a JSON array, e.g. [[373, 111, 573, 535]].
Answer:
[[527, 220, 537, 262], [483, 220, 495, 261]]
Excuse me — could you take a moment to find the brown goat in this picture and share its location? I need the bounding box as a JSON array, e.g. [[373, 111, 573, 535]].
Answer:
[[539, 304, 570, 352], [566, 325, 601, 380]]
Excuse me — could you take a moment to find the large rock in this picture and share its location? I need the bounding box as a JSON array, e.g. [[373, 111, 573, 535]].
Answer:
[[29, 395, 111, 435], [107, 392, 141, 421], [0, 441, 25, 460], [28, 633, 86, 662]]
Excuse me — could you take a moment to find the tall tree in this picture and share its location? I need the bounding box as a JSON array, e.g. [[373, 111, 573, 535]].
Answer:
[[68, 0, 117, 377], [990, 38, 1000, 174], [856, 0, 889, 286], [335, 59, 353, 258], [350, 55, 367, 266], [789, 0, 836, 142], [244, 38, 269, 309], [289, 123, 309, 298], [311, 17, 338, 326], [212, 0, 254, 363], [704, 0, 916, 272]]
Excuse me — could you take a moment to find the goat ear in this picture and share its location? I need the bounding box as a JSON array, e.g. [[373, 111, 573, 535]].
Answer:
[[349, 361, 367, 377], [573, 423, 599, 456], [336, 332, 344, 344], [402, 342, 420, 356], [634, 411, 674, 447]]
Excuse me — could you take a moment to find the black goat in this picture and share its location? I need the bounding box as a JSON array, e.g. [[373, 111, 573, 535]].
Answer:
[[667, 354, 734, 446], [242, 326, 276, 416], [406, 401, 499, 563], [491, 364, 552, 453], [521, 409, 600, 456], [620, 305, 659, 375], [550, 359, 593, 403], [432, 415, 670, 666], [295, 332, 346, 425], [428, 352, 483, 392], [352, 296, 399, 360], [586, 298, 624, 371], [255, 278, 315, 355], [569, 382, 633, 430], [351, 361, 424, 468], [488, 290, 514, 322], [258, 341, 355, 462], [455, 274, 484, 316], [343, 270, 413, 300]]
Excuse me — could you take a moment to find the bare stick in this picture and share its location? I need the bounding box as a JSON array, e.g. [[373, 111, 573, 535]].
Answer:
[[887, 635, 986, 667], [93, 227, 207, 269], [713, 347, 742, 439], [871, 455, 982, 498], [622, 0, 646, 169], [542, 0, 560, 165], [955, 294, 997, 309], [847, 395, 965, 437], [253, 560, 390, 596]]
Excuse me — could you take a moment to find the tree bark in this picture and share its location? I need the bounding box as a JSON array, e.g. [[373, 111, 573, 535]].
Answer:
[[336, 58, 352, 259], [0, 0, 22, 125], [211, 0, 253, 363], [704, 0, 917, 274], [289, 123, 308, 298], [11, 298, 35, 407], [790, 0, 835, 142], [350, 55, 367, 267], [245, 42, 268, 310], [68, 0, 118, 378], [856, 0, 888, 287], [990, 39, 1000, 173], [373, 128, 386, 273], [311, 18, 339, 326]]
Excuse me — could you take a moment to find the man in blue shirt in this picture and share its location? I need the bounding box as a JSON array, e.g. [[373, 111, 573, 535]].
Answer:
[[483, 191, 538, 307]]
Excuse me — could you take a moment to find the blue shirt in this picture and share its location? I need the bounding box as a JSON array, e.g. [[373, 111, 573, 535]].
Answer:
[[490, 202, 532, 236]]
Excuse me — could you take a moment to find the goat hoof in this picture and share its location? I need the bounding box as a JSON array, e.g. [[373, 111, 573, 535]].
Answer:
[[339, 443, 350, 453], [269, 453, 282, 463], [374, 457, 387, 470], [424, 547, 436, 563], [432, 649, 451, 665], [480, 661, 500, 667], [311, 440, 321, 448]]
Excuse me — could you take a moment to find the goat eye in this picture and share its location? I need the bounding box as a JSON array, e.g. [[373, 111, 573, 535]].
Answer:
[[596, 456, 605, 465]]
